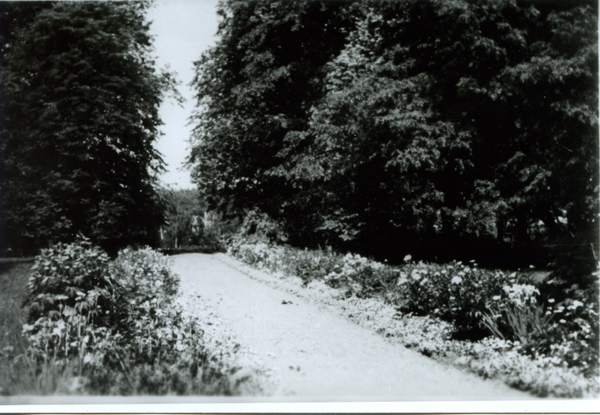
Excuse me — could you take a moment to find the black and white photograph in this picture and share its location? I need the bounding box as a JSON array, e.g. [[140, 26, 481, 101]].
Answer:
[[0, 0, 598, 411]]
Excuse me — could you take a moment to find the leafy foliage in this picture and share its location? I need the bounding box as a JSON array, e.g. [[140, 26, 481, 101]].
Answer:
[[234, 208, 289, 245], [112, 247, 180, 301], [190, 0, 598, 282], [188, 0, 354, 217], [0, 1, 178, 256], [23, 236, 115, 328], [0, 261, 33, 395], [395, 261, 513, 338], [159, 189, 206, 248], [157, 188, 224, 252]]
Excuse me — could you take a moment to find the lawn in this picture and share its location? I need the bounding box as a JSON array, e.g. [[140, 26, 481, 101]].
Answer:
[[0, 260, 34, 395]]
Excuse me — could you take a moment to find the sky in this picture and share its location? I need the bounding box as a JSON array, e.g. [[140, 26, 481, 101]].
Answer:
[[147, 0, 221, 189]]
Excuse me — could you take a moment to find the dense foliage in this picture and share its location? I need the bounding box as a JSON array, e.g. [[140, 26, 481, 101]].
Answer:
[[189, 0, 598, 282], [23, 239, 115, 327], [0, 1, 177, 256], [228, 238, 599, 397], [188, 0, 353, 216]]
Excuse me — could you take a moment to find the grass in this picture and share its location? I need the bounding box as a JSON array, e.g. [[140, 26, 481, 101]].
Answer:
[[0, 260, 34, 395]]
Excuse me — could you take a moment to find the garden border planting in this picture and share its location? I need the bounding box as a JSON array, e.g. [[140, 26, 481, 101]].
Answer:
[[0, 238, 272, 396], [225, 240, 599, 398]]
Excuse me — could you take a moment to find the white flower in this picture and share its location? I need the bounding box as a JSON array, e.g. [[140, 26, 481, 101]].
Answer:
[[492, 295, 501, 301], [502, 283, 539, 306], [398, 272, 407, 285], [411, 269, 421, 280], [404, 254, 412, 262], [451, 276, 462, 284]]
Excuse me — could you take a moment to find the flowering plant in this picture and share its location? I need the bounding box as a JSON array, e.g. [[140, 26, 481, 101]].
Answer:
[[481, 279, 598, 376], [396, 261, 513, 337], [481, 283, 553, 346]]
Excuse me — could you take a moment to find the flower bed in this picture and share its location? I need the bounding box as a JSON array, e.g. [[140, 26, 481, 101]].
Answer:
[[0, 238, 270, 396], [227, 239, 599, 398]]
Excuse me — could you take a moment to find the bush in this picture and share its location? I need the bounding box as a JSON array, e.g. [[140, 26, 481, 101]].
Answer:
[[230, 241, 512, 337], [23, 236, 116, 328], [395, 260, 517, 338], [111, 247, 179, 307], [234, 209, 289, 245]]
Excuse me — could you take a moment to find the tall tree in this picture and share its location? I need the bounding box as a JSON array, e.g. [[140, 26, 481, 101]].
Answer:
[[278, 0, 599, 273], [189, 0, 355, 217], [0, 1, 178, 255], [190, 0, 598, 280]]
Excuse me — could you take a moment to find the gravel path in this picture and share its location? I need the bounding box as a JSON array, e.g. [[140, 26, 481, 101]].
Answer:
[[172, 253, 532, 401]]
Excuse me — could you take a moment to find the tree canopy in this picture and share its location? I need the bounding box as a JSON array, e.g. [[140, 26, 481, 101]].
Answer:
[[190, 0, 597, 281], [0, 1, 178, 255]]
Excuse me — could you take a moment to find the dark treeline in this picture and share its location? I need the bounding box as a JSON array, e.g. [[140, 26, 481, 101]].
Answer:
[[189, 0, 598, 283], [158, 188, 225, 252], [0, 1, 178, 256]]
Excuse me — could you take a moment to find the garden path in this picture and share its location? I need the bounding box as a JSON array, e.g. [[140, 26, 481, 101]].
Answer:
[[172, 253, 532, 401]]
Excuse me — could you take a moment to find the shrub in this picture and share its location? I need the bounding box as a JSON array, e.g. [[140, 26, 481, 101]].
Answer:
[[17, 301, 225, 395], [19, 309, 123, 394], [23, 236, 117, 328], [110, 246, 179, 327], [394, 261, 518, 338], [234, 209, 289, 245]]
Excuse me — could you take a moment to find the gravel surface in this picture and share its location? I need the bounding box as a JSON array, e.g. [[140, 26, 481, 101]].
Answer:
[[172, 253, 533, 401]]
